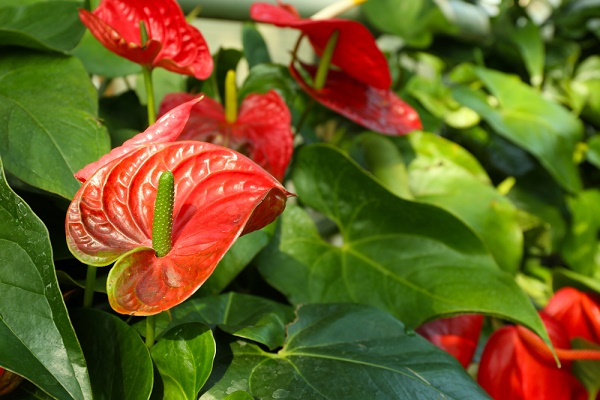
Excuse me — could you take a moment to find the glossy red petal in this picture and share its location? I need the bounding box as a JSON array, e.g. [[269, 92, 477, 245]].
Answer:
[[545, 287, 600, 344], [478, 314, 587, 400], [68, 141, 291, 314], [416, 314, 484, 368], [290, 62, 422, 135], [251, 3, 390, 89], [158, 91, 294, 181], [80, 0, 212, 79], [75, 97, 202, 183]]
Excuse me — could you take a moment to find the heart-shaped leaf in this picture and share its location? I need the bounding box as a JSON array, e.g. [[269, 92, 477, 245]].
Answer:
[[0, 1, 85, 52], [258, 144, 549, 343], [0, 157, 91, 399], [67, 141, 291, 315], [151, 323, 215, 400], [201, 303, 491, 399], [71, 309, 153, 400], [0, 49, 110, 199]]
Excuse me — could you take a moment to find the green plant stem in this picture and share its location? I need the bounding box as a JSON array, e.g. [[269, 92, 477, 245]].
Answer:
[[145, 314, 156, 348], [313, 30, 339, 90], [142, 66, 156, 125], [83, 265, 96, 308], [152, 171, 175, 257]]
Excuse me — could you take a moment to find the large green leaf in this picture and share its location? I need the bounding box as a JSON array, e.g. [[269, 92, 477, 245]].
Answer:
[[0, 50, 110, 199], [72, 30, 141, 78], [142, 293, 294, 350], [201, 303, 491, 399], [451, 66, 583, 192], [258, 144, 549, 341], [151, 323, 215, 400], [0, 1, 85, 52], [0, 157, 91, 399], [71, 309, 153, 400], [241, 22, 271, 69]]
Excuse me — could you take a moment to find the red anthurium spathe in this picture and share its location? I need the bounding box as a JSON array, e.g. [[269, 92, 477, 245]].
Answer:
[[478, 313, 589, 400], [290, 63, 422, 135], [67, 141, 291, 315], [250, 1, 390, 89], [544, 287, 600, 344], [157, 91, 294, 181], [416, 314, 484, 368], [79, 0, 212, 79]]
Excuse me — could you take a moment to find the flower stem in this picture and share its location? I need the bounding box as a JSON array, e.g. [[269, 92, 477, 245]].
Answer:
[[313, 30, 339, 90], [224, 69, 238, 124], [152, 171, 175, 258], [142, 66, 156, 125], [145, 314, 156, 348], [83, 265, 96, 308]]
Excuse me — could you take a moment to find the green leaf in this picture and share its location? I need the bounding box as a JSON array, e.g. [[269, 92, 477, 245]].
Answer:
[[71, 309, 153, 400], [197, 229, 271, 296], [259, 144, 549, 341], [223, 391, 253, 400], [136, 69, 186, 117], [393, 132, 523, 272], [72, 30, 141, 77], [560, 190, 600, 277], [201, 303, 491, 399], [508, 19, 545, 88], [0, 49, 110, 199], [143, 293, 294, 350], [451, 66, 583, 192], [241, 22, 271, 69], [0, 157, 92, 399], [572, 338, 600, 399], [553, 268, 600, 295], [151, 323, 216, 400], [587, 135, 600, 169], [239, 63, 297, 106], [0, 1, 85, 52]]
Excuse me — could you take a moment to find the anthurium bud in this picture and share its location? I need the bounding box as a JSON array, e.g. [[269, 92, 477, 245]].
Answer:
[[544, 287, 600, 344], [0, 368, 23, 396]]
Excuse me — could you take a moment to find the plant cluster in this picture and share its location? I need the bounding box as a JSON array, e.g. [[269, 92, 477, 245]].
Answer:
[[1, 0, 600, 399]]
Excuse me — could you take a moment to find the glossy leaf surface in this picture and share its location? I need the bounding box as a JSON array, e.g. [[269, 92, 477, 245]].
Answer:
[[157, 91, 294, 181], [67, 141, 290, 315], [71, 309, 153, 400], [452, 66, 583, 192], [0, 158, 91, 400], [79, 0, 212, 79], [250, 2, 391, 89], [259, 144, 549, 341], [0, 50, 110, 199], [144, 293, 294, 350], [290, 63, 422, 135], [201, 303, 490, 399], [0, 1, 85, 52], [151, 323, 215, 400]]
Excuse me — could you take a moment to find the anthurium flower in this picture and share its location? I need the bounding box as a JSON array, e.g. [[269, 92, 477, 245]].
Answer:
[[544, 287, 600, 344], [0, 368, 22, 396], [157, 90, 293, 181], [79, 0, 212, 79], [416, 314, 484, 368], [478, 313, 589, 400], [67, 100, 292, 315], [290, 62, 422, 135], [250, 1, 390, 89]]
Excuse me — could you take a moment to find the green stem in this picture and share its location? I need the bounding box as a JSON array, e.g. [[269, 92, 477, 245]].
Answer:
[[143, 66, 156, 125], [83, 265, 96, 308], [152, 171, 175, 258], [313, 30, 339, 90], [224, 69, 238, 124], [145, 314, 156, 348]]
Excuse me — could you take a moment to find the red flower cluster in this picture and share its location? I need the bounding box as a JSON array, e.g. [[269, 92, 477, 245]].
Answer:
[[79, 0, 213, 79], [250, 1, 422, 135]]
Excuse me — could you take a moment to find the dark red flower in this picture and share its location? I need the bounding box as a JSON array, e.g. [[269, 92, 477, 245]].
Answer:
[[416, 314, 484, 368], [290, 63, 422, 135], [67, 99, 292, 315], [0, 368, 23, 396], [478, 313, 588, 400], [544, 287, 600, 344], [250, 1, 390, 89], [157, 91, 294, 181], [79, 0, 212, 79]]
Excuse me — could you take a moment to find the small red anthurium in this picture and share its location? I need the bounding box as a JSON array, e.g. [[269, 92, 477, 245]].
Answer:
[[79, 0, 213, 79], [66, 99, 293, 315], [544, 286, 600, 344], [157, 90, 294, 182]]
